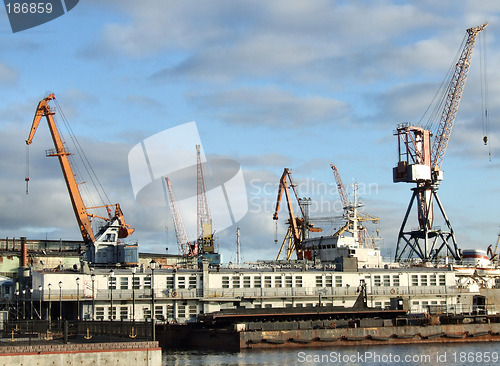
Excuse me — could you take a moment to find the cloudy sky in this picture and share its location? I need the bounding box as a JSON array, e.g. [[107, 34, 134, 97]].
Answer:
[[1, 0, 499, 263]]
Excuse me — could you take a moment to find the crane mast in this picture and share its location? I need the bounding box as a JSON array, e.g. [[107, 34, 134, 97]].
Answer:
[[26, 93, 136, 266], [166, 177, 197, 256], [26, 93, 95, 244], [393, 23, 487, 262], [196, 144, 214, 254], [273, 168, 321, 260], [330, 164, 379, 245]]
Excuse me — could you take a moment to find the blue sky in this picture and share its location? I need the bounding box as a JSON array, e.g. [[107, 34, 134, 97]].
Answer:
[[1, 0, 500, 263]]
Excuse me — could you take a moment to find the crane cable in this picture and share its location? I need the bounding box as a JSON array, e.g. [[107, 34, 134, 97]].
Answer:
[[25, 144, 29, 195], [52, 98, 112, 216], [479, 30, 491, 160]]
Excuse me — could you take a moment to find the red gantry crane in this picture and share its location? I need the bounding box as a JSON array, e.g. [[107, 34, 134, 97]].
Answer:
[[393, 23, 487, 262], [26, 93, 136, 266]]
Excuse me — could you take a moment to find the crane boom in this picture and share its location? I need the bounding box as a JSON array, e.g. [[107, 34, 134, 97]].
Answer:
[[166, 177, 196, 256], [26, 93, 136, 266], [26, 93, 95, 244], [330, 164, 350, 212], [431, 22, 488, 171]]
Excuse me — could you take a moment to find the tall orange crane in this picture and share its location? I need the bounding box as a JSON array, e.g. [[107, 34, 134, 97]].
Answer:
[[393, 23, 487, 262], [166, 177, 197, 256], [26, 93, 136, 266], [273, 168, 321, 260]]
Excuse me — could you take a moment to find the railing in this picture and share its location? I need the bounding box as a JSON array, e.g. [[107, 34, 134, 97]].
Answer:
[[36, 285, 465, 302]]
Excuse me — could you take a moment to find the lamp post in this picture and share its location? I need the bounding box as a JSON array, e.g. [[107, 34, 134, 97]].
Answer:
[[76, 277, 80, 321], [91, 273, 95, 321], [48, 283, 52, 328], [14, 290, 19, 320], [29, 288, 34, 320], [131, 267, 136, 322], [150, 260, 156, 341], [109, 270, 114, 320], [58, 281, 63, 323], [22, 289, 26, 320], [38, 285, 42, 320]]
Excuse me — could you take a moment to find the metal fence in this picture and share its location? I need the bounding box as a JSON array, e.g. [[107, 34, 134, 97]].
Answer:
[[0, 320, 153, 344]]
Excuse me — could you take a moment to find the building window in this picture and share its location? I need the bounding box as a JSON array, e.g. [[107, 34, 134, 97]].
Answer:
[[285, 276, 292, 287], [166, 276, 174, 289], [316, 276, 323, 287], [133, 276, 140, 290], [335, 276, 342, 287], [108, 276, 116, 290], [430, 274, 437, 286], [439, 274, 446, 286], [120, 277, 129, 290], [295, 276, 303, 288], [254, 276, 261, 288], [383, 275, 391, 287], [143, 307, 151, 320], [144, 276, 151, 290], [325, 276, 333, 288], [167, 305, 174, 321], [275, 276, 282, 287], [155, 305, 164, 320], [177, 305, 186, 318], [232, 276, 240, 288], [373, 275, 381, 287], [420, 275, 428, 287], [411, 275, 419, 286], [108, 306, 116, 320], [392, 275, 400, 287], [120, 306, 128, 320], [96, 306, 105, 320], [264, 276, 272, 288], [188, 305, 197, 318], [264, 304, 273, 308], [243, 276, 251, 288], [222, 276, 230, 288], [177, 276, 186, 289], [189, 276, 197, 289]]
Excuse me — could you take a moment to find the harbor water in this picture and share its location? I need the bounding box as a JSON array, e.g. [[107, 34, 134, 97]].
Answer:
[[162, 342, 499, 365]]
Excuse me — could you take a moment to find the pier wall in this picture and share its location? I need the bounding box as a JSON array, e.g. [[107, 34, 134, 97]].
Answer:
[[0, 341, 161, 366]]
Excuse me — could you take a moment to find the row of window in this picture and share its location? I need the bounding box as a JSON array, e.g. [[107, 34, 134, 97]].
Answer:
[[107, 276, 198, 290], [94, 304, 197, 320], [221, 275, 310, 288]]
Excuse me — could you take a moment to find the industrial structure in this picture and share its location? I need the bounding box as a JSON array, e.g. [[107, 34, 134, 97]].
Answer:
[[273, 168, 322, 260], [393, 23, 488, 262], [25, 94, 137, 267]]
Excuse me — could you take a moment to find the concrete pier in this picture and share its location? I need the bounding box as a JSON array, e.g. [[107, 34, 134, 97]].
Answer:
[[0, 341, 161, 366]]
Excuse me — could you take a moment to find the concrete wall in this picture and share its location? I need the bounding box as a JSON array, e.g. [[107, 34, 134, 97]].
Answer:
[[0, 341, 161, 366]]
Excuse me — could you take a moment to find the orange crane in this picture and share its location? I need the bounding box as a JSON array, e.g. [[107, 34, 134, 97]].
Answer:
[[273, 168, 321, 260], [165, 177, 197, 256], [26, 93, 136, 266], [393, 23, 487, 262]]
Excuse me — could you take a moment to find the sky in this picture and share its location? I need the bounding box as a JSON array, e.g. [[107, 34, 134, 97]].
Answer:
[[1, 0, 500, 263]]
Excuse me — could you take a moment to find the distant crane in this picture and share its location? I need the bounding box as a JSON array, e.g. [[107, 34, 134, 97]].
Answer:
[[165, 177, 197, 256], [273, 168, 321, 260], [393, 23, 487, 262], [330, 164, 379, 246], [196, 144, 215, 254], [26, 93, 136, 266], [487, 233, 499, 262]]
